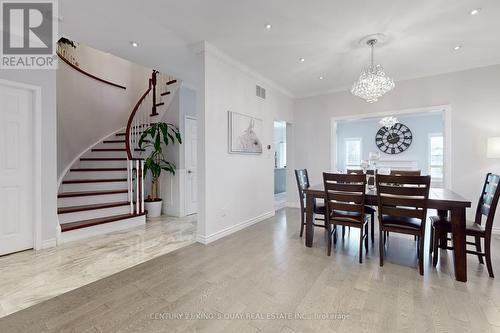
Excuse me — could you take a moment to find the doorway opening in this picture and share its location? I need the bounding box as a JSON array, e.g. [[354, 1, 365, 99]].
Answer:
[[331, 106, 450, 188], [274, 121, 287, 210]]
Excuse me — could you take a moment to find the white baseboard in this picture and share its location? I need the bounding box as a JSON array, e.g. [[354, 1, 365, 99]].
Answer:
[[60, 215, 146, 243], [196, 211, 275, 245], [286, 202, 300, 209], [164, 208, 182, 217], [38, 238, 56, 250]]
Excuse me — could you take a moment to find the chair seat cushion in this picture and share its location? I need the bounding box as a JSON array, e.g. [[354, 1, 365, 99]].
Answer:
[[466, 220, 485, 235], [364, 206, 376, 214], [381, 214, 421, 230], [331, 210, 367, 225], [302, 201, 326, 215], [314, 202, 326, 215], [430, 215, 451, 228], [429, 215, 486, 235]]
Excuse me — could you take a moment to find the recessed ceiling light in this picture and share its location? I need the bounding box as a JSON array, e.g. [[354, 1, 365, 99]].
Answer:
[[265, 24, 272, 29], [319, 76, 324, 80], [453, 45, 462, 51], [470, 8, 481, 16], [130, 41, 139, 47], [300, 58, 305, 62]]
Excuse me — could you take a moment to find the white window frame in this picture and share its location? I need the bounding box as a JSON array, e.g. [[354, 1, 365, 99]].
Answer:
[[345, 137, 362, 169], [428, 133, 444, 187]]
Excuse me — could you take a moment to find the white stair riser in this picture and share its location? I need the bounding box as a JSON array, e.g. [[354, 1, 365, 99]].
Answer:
[[60, 215, 146, 244], [61, 181, 128, 192], [58, 192, 129, 207], [84, 150, 128, 158], [77, 160, 128, 168], [65, 170, 128, 181], [59, 205, 131, 224]]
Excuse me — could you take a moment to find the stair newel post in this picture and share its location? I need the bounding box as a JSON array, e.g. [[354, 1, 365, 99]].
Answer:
[[140, 160, 145, 214], [151, 70, 158, 116]]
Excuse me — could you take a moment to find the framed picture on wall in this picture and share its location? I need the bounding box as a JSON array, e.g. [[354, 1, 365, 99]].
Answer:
[[228, 111, 263, 154]]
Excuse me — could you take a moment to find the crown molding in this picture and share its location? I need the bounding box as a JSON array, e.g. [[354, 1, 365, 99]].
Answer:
[[190, 41, 294, 99]]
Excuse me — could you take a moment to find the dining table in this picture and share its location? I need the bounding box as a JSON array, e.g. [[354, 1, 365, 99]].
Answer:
[[304, 184, 472, 282]]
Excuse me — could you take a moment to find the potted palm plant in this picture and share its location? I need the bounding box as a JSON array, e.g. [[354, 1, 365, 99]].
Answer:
[[139, 122, 182, 217]]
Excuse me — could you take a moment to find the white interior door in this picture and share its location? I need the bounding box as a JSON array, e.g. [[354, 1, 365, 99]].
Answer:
[[185, 117, 197, 215], [0, 83, 34, 255]]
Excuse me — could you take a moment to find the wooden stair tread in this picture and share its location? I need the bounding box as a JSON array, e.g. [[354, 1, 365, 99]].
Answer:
[[58, 201, 130, 214], [70, 168, 127, 172], [61, 213, 145, 232], [103, 140, 125, 143], [91, 148, 126, 152], [62, 178, 127, 184], [80, 157, 127, 161], [58, 189, 128, 198], [115, 133, 126, 136], [166, 79, 177, 85], [160, 91, 170, 96]]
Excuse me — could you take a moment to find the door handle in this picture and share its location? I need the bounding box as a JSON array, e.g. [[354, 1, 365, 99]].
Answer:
[[187, 170, 192, 174]]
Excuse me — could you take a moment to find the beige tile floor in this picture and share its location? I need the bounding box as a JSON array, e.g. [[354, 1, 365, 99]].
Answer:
[[1, 208, 500, 332], [0, 214, 197, 318]]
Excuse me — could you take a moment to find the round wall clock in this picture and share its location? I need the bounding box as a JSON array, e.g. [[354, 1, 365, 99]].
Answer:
[[375, 123, 412, 154]]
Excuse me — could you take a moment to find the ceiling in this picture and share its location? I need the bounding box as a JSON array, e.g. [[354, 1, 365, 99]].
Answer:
[[60, 0, 500, 98]]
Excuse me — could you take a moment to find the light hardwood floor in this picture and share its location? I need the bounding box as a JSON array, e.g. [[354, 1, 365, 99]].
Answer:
[[0, 215, 196, 318], [1, 208, 500, 332]]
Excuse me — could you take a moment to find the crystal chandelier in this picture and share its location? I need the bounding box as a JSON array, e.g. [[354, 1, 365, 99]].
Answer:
[[351, 39, 395, 103], [379, 116, 398, 129]]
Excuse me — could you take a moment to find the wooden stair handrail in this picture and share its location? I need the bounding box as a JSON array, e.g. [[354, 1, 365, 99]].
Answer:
[[125, 77, 152, 160], [57, 51, 127, 90]]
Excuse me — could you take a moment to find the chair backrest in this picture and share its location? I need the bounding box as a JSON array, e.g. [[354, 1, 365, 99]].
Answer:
[[475, 173, 500, 233], [295, 169, 310, 210], [376, 175, 431, 225], [323, 173, 366, 224], [390, 170, 421, 176]]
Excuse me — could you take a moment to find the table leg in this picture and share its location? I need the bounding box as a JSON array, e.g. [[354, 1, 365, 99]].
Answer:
[[305, 193, 314, 247], [450, 207, 467, 282], [437, 209, 448, 249]]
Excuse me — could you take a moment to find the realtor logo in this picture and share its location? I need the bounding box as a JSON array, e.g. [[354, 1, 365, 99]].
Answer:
[[1, 0, 58, 69]]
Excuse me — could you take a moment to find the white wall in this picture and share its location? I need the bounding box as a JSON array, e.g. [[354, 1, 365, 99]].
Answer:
[[57, 42, 153, 179], [196, 43, 294, 243], [293, 65, 500, 223], [0, 70, 58, 246]]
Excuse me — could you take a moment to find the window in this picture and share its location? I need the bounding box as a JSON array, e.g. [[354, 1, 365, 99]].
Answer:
[[345, 138, 362, 168], [429, 134, 444, 187]]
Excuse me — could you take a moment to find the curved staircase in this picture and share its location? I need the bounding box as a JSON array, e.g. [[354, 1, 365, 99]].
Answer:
[[58, 70, 179, 243]]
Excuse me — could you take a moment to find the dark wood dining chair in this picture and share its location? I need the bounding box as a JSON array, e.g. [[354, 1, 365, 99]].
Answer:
[[387, 170, 422, 241], [390, 170, 421, 176], [376, 174, 431, 275], [347, 169, 376, 243], [323, 173, 369, 263], [295, 169, 326, 237], [430, 173, 500, 277]]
